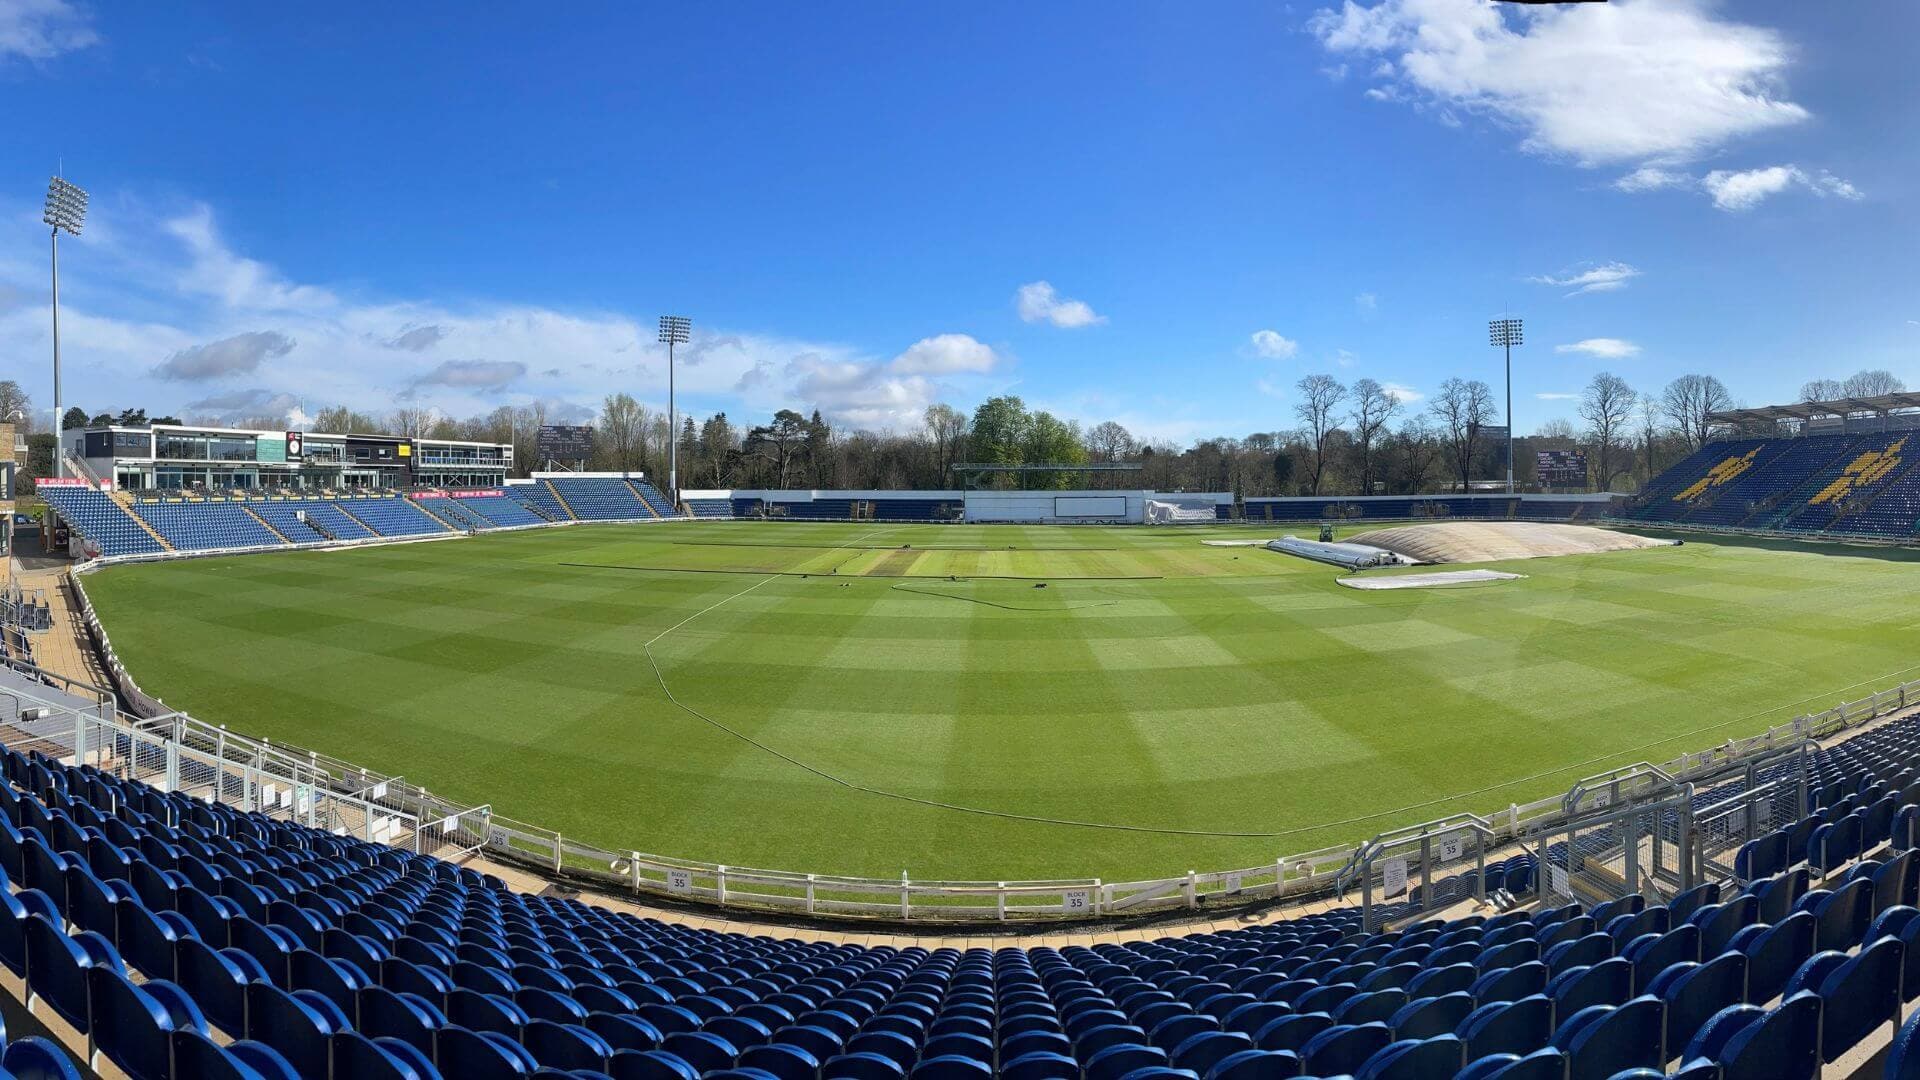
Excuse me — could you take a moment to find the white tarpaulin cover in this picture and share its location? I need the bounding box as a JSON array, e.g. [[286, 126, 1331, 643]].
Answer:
[[1338, 569, 1524, 590], [1145, 499, 1218, 524], [1266, 536, 1413, 570]]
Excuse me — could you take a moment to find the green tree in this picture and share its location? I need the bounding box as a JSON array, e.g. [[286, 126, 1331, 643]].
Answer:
[[1024, 411, 1087, 489], [61, 407, 88, 432], [967, 396, 1033, 485]]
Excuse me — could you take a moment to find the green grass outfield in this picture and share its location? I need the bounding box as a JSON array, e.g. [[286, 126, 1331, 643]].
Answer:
[[79, 521, 1920, 882]]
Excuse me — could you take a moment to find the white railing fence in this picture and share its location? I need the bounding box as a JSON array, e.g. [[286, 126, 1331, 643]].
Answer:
[[47, 564, 1920, 924]]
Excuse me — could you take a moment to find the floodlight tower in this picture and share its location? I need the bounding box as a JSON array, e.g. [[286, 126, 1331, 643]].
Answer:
[[43, 176, 88, 480], [1489, 316, 1522, 494], [658, 315, 691, 505]]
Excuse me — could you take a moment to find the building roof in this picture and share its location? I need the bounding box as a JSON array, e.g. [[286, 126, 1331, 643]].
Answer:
[[1707, 391, 1920, 426]]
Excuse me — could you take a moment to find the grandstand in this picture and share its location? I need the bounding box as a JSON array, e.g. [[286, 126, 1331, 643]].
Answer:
[[2, 658, 1920, 1079], [1624, 427, 1920, 537]]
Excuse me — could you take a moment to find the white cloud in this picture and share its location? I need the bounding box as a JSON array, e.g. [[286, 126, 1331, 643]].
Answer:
[[165, 205, 338, 312], [888, 333, 1000, 375], [1354, 292, 1378, 314], [1701, 164, 1863, 212], [1015, 280, 1105, 328], [1531, 261, 1641, 298], [0, 0, 97, 60], [156, 331, 297, 381], [1249, 330, 1300, 360], [1613, 166, 1688, 193], [1310, 0, 1807, 168], [1536, 391, 1580, 401], [1555, 338, 1641, 359], [0, 198, 1004, 432], [1381, 381, 1423, 403]]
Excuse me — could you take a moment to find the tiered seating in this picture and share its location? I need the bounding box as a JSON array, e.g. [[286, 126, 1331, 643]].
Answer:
[[870, 499, 962, 522], [1831, 462, 1920, 537], [633, 480, 682, 518], [1775, 433, 1913, 532], [685, 498, 733, 519], [133, 501, 286, 551], [415, 497, 487, 531], [35, 485, 166, 556], [341, 497, 451, 538], [450, 495, 546, 528], [509, 484, 572, 521], [3, 696, 1917, 1080], [1627, 440, 1772, 523], [252, 499, 378, 542], [776, 499, 855, 520], [545, 478, 649, 521], [1676, 435, 1859, 528]]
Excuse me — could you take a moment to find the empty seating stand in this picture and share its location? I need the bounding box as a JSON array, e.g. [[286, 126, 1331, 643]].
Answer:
[[250, 499, 378, 542], [1630, 428, 1920, 540], [35, 485, 166, 557], [543, 478, 652, 520], [508, 484, 573, 521], [2, 688, 1918, 1080], [633, 480, 683, 518], [338, 496, 452, 538], [133, 500, 285, 551], [447, 494, 546, 528]]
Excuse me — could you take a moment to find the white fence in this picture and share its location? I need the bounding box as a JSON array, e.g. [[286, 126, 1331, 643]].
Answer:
[[46, 560, 1920, 923]]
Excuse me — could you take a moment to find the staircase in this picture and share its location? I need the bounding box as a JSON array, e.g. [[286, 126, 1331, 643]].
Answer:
[[110, 494, 175, 552], [332, 501, 377, 537], [240, 505, 293, 544], [543, 480, 579, 520], [1746, 436, 1867, 529], [408, 497, 462, 531], [624, 480, 663, 519]]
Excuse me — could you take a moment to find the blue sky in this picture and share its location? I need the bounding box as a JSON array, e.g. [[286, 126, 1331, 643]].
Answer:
[[1, 0, 1915, 443]]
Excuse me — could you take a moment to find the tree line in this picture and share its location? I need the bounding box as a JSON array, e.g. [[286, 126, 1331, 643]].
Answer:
[[7, 365, 1906, 499]]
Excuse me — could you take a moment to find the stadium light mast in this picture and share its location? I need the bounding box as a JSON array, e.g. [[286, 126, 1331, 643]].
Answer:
[[1489, 316, 1522, 494], [43, 176, 88, 481], [658, 315, 691, 506]]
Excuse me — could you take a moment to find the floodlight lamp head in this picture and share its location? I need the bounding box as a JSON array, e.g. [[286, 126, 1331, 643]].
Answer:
[[1488, 317, 1522, 347], [658, 314, 691, 344], [42, 176, 89, 236]]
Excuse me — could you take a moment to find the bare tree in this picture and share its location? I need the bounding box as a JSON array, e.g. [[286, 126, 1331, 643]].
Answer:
[[1661, 373, 1733, 450], [1799, 378, 1845, 403], [1293, 374, 1348, 495], [597, 392, 645, 472], [1389, 416, 1440, 494], [1347, 378, 1401, 495], [1085, 420, 1135, 462], [1844, 369, 1906, 398], [922, 404, 968, 481], [1639, 393, 1664, 486], [1428, 377, 1496, 492], [389, 407, 435, 440], [1579, 372, 1636, 491]]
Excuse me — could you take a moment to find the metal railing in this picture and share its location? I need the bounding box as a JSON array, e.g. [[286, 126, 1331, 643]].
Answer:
[[49, 556, 1920, 924]]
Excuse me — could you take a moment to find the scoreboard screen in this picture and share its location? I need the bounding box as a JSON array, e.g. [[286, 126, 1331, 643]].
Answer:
[[537, 425, 594, 460], [1536, 449, 1588, 485]]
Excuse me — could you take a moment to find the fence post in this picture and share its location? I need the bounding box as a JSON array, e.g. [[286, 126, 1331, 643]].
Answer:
[[806, 875, 816, 915], [1185, 871, 1197, 909], [1093, 878, 1104, 916], [717, 866, 729, 907], [900, 873, 911, 920], [997, 884, 1007, 922], [552, 835, 563, 873], [72, 707, 86, 770]]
